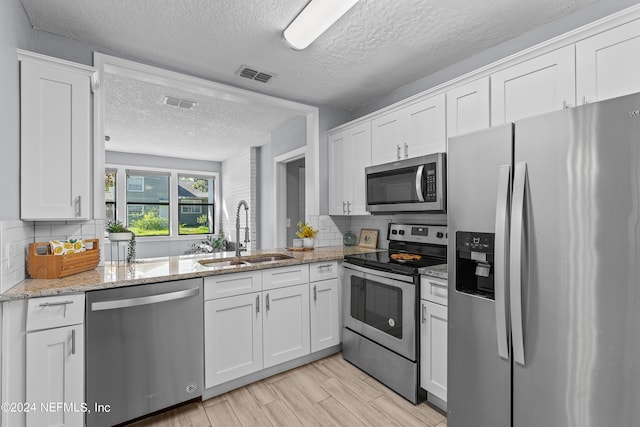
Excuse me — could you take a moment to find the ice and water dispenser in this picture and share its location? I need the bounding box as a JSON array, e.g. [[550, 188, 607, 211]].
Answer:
[[455, 232, 495, 299]]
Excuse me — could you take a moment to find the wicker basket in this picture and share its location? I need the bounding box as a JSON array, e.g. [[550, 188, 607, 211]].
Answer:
[[27, 239, 100, 279]]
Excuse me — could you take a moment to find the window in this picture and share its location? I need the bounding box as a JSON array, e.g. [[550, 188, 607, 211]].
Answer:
[[178, 175, 214, 235], [105, 170, 117, 222], [105, 166, 218, 239], [126, 172, 170, 236], [127, 176, 144, 192]]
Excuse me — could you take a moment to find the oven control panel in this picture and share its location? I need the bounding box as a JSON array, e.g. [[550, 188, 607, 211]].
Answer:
[[388, 223, 448, 244]]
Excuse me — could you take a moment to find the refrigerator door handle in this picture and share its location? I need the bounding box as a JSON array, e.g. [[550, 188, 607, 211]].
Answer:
[[494, 164, 511, 360], [510, 161, 528, 365]]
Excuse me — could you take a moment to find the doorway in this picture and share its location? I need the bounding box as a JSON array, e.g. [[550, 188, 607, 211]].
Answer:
[[285, 158, 306, 246], [273, 146, 306, 248]]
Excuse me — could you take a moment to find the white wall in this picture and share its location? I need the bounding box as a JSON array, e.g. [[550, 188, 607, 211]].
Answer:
[[0, 0, 34, 221], [221, 148, 257, 250]]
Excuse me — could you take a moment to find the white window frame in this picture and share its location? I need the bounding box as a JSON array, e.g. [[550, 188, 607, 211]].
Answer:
[[107, 163, 220, 240]]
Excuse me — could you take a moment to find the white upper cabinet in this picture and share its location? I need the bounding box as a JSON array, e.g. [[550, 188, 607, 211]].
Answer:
[[19, 51, 95, 221], [446, 77, 491, 138], [491, 45, 575, 126], [577, 18, 640, 104], [371, 94, 446, 165], [328, 122, 371, 215]]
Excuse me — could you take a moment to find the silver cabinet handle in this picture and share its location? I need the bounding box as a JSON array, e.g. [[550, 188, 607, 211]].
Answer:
[[91, 287, 200, 311], [342, 201, 346, 214], [404, 142, 408, 158], [346, 201, 351, 214], [256, 294, 260, 314], [510, 162, 528, 366], [396, 145, 401, 160], [313, 285, 317, 302], [494, 164, 511, 361], [422, 303, 426, 324], [71, 329, 76, 355], [415, 165, 425, 202], [266, 293, 270, 311], [317, 264, 333, 270], [39, 300, 74, 307], [75, 195, 82, 217]]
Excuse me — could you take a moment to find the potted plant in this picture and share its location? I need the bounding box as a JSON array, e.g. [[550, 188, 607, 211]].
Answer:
[[106, 220, 133, 241], [296, 222, 318, 249]]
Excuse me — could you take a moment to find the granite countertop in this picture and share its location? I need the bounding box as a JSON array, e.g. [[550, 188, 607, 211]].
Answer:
[[418, 263, 448, 280], [1, 246, 381, 301]]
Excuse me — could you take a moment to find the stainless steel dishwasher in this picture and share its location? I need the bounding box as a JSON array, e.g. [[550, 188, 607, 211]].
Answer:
[[86, 278, 203, 427]]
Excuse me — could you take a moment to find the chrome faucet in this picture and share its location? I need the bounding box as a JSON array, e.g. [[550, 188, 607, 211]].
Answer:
[[235, 200, 250, 257]]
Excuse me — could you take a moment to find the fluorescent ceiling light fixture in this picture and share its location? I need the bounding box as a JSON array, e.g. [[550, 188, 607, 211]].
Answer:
[[283, 0, 360, 50]]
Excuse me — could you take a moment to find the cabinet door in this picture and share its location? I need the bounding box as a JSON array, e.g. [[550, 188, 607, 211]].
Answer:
[[263, 284, 310, 368], [26, 325, 84, 427], [347, 122, 371, 215], [310, 278, 340, 352], [447, 77, 491, 138], [328, 131, 347, 215], [405, 94, 446, 157], [204, 293, 263, 388], [491, 45, 575, 126], [420, 300, 447, 402], [577, 18, 640, 104], [20, 59, 91, 220], [371, 109, 404, 165]]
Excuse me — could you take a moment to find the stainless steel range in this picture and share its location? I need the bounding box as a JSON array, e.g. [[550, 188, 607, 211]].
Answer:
[[342, 223, 447, 404]]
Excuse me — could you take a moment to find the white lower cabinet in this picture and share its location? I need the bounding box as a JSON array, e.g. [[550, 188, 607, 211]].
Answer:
[[204, 292, 263, 388], [309, 262, 340, 352], [25, 295, 85, 427], [263, 284, 311, 368], [205, 265, 321, 388], [420, 276, 448, 404]]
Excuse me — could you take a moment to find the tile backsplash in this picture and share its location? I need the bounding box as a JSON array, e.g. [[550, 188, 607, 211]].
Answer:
[[1, 219, 103, 293]]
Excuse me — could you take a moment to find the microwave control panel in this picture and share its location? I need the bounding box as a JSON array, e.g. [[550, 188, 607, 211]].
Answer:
[[424, 163, 437, 202]]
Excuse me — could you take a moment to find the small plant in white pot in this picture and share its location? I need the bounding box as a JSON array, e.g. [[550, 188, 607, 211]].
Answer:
[[106, 220, 133, 241]]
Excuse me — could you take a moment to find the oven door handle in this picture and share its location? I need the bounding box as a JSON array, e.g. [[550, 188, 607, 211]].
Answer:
[[415, 165, 425, 202], [343, 263, 415, 284]]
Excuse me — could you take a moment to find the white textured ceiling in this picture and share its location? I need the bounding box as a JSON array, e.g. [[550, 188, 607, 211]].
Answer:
[[19, 0, 599, 160], [103, 72, 301, 161]]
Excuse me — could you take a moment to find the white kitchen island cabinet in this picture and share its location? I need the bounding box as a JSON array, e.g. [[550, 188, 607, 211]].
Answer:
[[577, 18, 640, 104], [371, 94, 446, 165], [328, 122, 371, 216], [490, 45, 575, 126], [19, 50, 96, 221], [25, 294, 85, 427]]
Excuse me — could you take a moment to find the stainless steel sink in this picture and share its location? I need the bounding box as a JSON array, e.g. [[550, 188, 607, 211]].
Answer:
[[197, 259, 251, 269], [197, 253, 294, 269], [241, 253, 295, 263]]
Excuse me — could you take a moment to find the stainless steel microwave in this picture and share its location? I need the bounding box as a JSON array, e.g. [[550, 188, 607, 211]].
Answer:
[[365, 153, 446, 213]]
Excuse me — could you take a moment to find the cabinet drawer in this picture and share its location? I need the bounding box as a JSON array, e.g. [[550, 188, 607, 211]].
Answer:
[[263, 265, 309, 291], [420, 276, 448, 306], [309, 261, 338, 282], [204, 271, 262, 300], [27, 293, 85, 332]]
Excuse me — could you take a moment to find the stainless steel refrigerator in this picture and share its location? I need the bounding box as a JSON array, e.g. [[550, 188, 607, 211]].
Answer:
[[447, 92, 640, 427]]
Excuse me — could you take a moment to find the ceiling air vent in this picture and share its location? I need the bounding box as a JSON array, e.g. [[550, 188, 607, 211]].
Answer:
[[161, 96, 197, 110], [237, 65, 275, 84]]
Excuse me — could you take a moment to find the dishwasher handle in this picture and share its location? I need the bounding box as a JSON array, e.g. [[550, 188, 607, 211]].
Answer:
[[91, 287, 200, 311]]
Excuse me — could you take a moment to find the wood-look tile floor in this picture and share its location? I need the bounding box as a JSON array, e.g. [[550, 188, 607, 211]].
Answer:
[[127, 353, 447, 427]]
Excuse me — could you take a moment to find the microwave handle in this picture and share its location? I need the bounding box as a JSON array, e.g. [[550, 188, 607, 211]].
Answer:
[[415, 165, 425, 202]]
